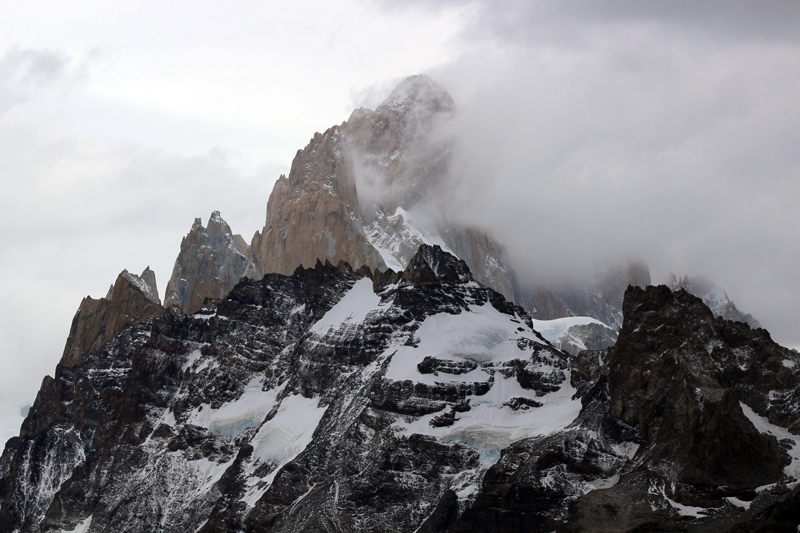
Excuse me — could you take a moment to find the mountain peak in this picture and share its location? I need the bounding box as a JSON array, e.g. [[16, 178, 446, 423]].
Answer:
[[402, 244, 473, 286], [377, 74, 454, 116], [164, 212, 258, 313]]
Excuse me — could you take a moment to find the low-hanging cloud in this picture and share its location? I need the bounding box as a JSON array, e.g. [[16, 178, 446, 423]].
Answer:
[[373, 1, 800, 347]]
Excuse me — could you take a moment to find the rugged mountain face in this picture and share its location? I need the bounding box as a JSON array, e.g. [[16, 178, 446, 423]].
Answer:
[[248, 75, 519, 304], [0, 246, 576, 533], [2, 246, 798, 532], [451, 285, 800, 532], [669, 273, 761, 329], [60, 267, 164, 368], [165, 211, 258, 314]]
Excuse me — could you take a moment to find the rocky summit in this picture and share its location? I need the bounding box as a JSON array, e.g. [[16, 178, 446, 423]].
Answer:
[[2, 245, 799, 532]]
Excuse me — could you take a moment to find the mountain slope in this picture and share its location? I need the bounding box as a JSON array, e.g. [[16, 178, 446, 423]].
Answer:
[[0, 246, 575, 533], [2, 247, 798, 532]]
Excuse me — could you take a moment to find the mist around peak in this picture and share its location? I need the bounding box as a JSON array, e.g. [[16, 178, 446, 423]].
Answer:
[[354, 2, 800, 347]]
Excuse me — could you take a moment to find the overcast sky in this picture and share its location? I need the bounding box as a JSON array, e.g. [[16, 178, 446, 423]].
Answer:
[[1, 0, 798, 442]]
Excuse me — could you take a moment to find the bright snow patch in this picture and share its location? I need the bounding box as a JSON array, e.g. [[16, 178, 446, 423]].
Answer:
[[532, 316, 611, 344], [665, 494, 707, 518], [783, 359, 796, 369], [394, 373, 581, 464], [364, 207, 455, 272], [188, 378, 284, 437], [740, 402, 800, 479], [310, 278, 383, 336], [242, 394, 328, 506], [726, 496, 751, 510], [386, 302, 545, 384], [182, 349, 203, 371], [58, 516, 92, 533], [384, 301, 578, 463]]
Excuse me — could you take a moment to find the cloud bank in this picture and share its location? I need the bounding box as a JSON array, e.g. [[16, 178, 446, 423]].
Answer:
[[376, 1, 800, 346]]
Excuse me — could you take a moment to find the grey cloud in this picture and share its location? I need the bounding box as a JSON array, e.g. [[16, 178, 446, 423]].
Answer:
[[0, 46, 90, 114], [365, 2, 800, 347], [383, 0, 800, 45]]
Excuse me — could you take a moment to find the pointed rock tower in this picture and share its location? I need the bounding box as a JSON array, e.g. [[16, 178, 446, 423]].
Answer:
[[61, 268, 164, 367], [164, 211, 258, 313]]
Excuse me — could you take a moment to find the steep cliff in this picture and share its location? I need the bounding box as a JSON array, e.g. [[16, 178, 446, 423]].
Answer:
[[165, 211, 258, 314], [60, 267, 164, 368]]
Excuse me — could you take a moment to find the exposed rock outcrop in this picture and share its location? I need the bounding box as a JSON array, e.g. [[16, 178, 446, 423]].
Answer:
[[60, 268, 164, 368], [165, 211, 258, 314]]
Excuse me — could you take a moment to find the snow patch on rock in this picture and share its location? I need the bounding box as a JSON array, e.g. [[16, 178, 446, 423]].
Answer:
[[740, 402, 800, 480]]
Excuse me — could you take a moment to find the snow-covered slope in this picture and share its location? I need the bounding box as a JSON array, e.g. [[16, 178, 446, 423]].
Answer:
[[363, 207, 454, 272]]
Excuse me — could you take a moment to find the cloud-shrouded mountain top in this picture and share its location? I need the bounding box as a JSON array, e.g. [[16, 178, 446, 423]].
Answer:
[[378, 0, 800, 347]]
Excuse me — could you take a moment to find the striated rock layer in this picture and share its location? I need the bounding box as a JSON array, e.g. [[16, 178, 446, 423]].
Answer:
[[2, 246, 798, 532], [165, 211, 258, 314]]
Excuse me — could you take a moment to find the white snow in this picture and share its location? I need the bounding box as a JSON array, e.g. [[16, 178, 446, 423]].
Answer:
[[740, 402, 800, 479], [664, 494, 707, 518], [382, 300, 578, 463], [586, 474, 620, 491], [611, 441, 640, 460], [386, 302, 546, 384], [156, 407, 176, 428], [57, 516, 92, 533], [393, 372, 581, 464], [363, 207, 456, 272], [726, 496, 751, 510], [188, 378, 285, 437], [182, 349, 203, 371], [242, 394, 328, 506], [310, 278, 384, 336], [532, 316, 611, 345], [190, 455, 237, 493], [783, 359, 796, 369]]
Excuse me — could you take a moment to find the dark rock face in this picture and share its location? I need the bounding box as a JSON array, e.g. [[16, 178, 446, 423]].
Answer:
[[2, 251, 798, 533]]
